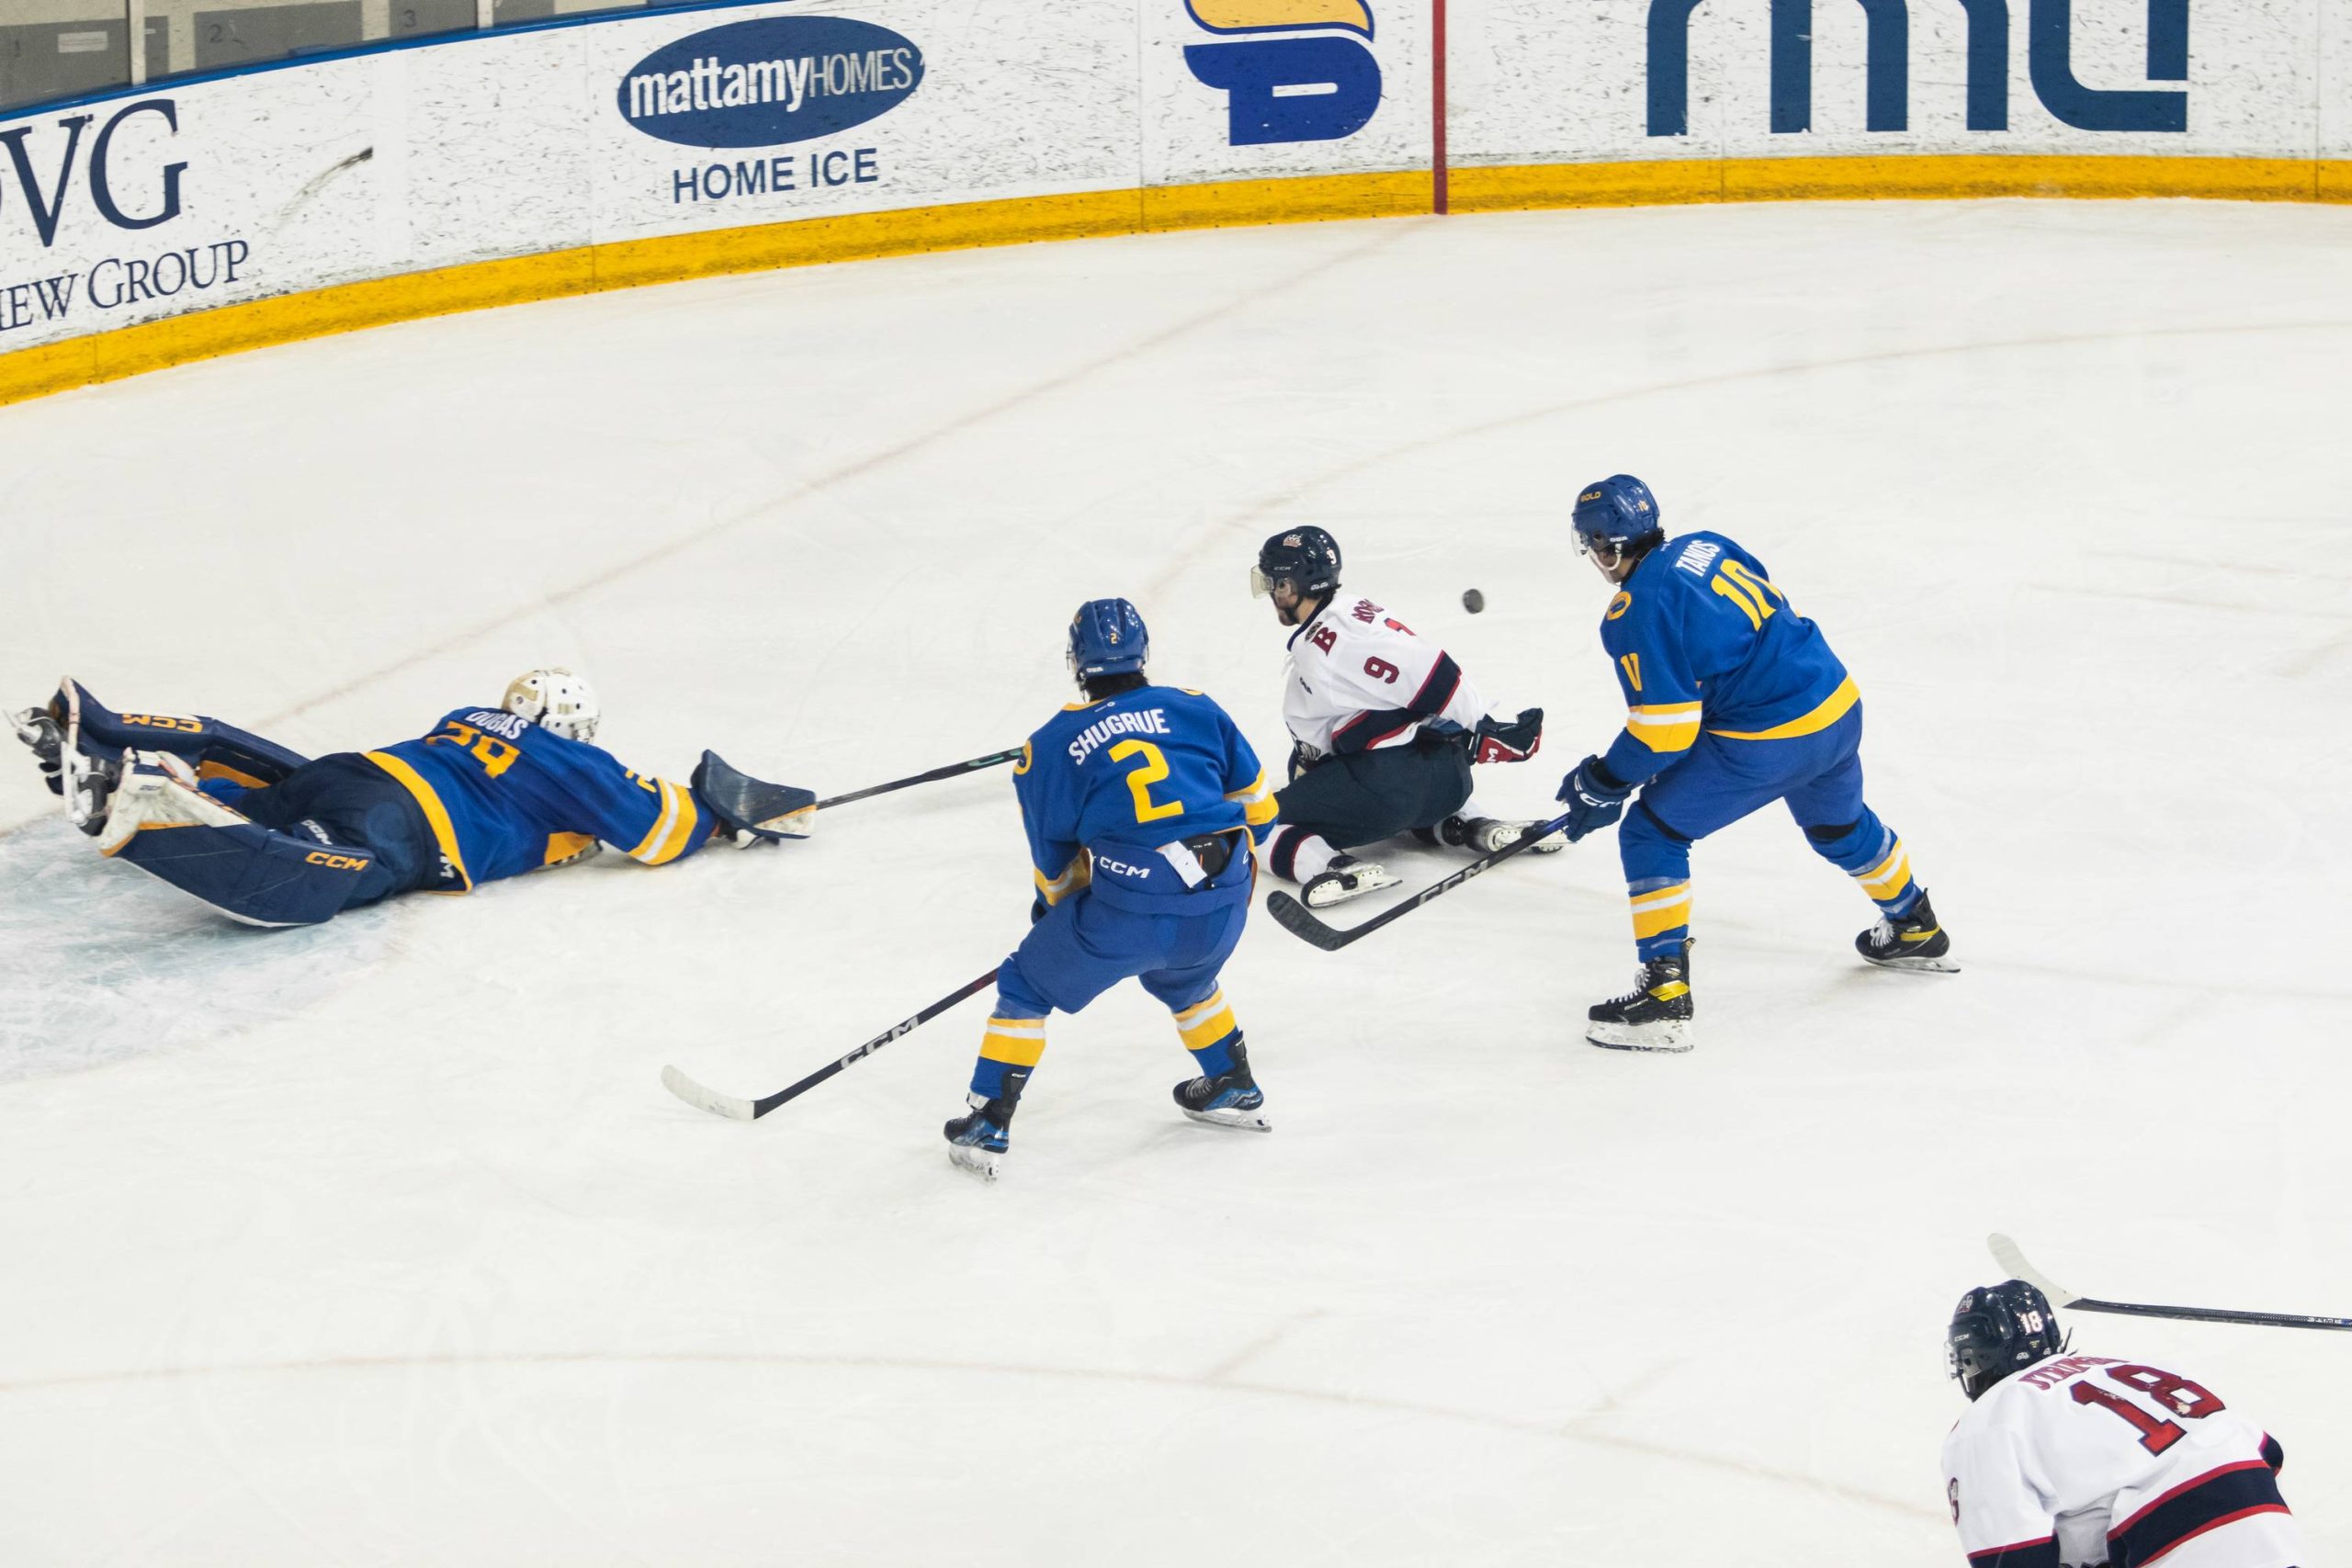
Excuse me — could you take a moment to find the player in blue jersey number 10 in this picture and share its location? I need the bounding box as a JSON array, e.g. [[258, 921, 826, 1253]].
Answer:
[[943, 598, 1280, 1180], [11, 670, 813, 927], [1553, 475, 1959, 1054]]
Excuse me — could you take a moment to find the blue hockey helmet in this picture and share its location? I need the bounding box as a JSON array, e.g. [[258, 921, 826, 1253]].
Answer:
[[1947, 1280, 2067, 1401], [1571, 475, 1665, 560], [1251, 526, 1343, 603], [1068, 597, 1150, 683]]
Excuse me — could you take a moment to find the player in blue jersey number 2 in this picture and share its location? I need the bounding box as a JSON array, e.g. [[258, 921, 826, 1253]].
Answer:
[[1553, 476, 1959, 1053], [12, 670, 812, 927], [943, 599, 1280, 1180]]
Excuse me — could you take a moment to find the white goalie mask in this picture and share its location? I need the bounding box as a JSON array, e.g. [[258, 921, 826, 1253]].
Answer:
[[503, 668, 601, 743]]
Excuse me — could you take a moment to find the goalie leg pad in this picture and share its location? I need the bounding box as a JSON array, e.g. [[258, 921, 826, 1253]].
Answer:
[[107, 817, 396, 927]]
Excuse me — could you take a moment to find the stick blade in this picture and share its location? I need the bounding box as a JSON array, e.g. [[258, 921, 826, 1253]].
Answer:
[[1264, 890, 1351, 951], [1988, 1233, 2082, 1307], [662, 1063, 760, 1121]]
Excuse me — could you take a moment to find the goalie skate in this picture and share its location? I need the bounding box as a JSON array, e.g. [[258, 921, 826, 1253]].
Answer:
[[97, 750, 250, 855]]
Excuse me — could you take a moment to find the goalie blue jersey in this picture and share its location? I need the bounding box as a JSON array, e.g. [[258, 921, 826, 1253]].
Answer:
[[365, 707, 712, 890], [1015, 684, 1278, 914], [1599, 532, 1857, 786]]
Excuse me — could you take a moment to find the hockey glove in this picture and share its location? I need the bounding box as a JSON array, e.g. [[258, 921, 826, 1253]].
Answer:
[[1288, 740, 1324, 784], [1555, 755, 1630, 842], [690, 750, 817, 845], [1469, 707, 1544, 764]]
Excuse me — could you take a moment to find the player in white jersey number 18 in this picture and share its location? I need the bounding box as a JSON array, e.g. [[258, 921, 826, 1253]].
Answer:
[[1250, 526, 1558, 909], [1941, 1280, 2303, 1568]]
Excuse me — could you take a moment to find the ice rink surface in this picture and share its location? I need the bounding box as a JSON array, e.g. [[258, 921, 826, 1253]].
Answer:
[[3, 198, 2349, 1564]]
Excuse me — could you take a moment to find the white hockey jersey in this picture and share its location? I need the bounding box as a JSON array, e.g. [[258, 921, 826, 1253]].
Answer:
[[1941, 1351, 2299, 1568], [1282, 593, 1491, 758]]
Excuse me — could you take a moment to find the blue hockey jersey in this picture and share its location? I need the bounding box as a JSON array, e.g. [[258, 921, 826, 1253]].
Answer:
[[1599, 532, 1857, 785], [1015, 684, 1277, 915], [364, 707, 711, 890]]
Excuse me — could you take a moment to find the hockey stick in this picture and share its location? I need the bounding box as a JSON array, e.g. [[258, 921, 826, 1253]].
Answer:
[[816, 748, 1023, 810], [1266, 808, 1577, 953], [1988, 1234, 2352, 1333], [662, 967, 1001, 1122]]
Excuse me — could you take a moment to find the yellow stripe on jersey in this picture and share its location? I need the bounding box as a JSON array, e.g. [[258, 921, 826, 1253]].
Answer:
[[979, 1015, 1047, 1067], [1629, 882, 1691, 940], [362, 750, 472, 892], [639, 782, 703, 865], [1855, 840, 1914, 902], [543, 831, 595, 867], [1173, 989, 1238, 1051], [1034, 854, 1091, 906], [1707, 676, 1860, 741], [628, 780, 693, 864], [1225, 767, 1279, 827], [1625, 702, 1703, 754]]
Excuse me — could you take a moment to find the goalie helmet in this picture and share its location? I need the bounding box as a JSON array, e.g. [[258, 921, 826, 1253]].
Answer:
[[1571, 474, 1665, 560], [503, 668, 600, 743], [1947, 1280, 2066, 1401], [1068, 598, 1149, 684], [1251, 526, 1342, 603]]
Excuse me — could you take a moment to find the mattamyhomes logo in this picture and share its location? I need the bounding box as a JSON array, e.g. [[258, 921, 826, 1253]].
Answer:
[[618, 16, 923, 149], [1182, 0, 1380, 145], [1646, 0, 2188, 136]]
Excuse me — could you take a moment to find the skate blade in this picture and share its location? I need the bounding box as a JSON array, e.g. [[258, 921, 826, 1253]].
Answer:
[[947, 1145, 1001, 1182], [1585, 1020, 1693, 1054], [1861, 953, 1962, 975], [1182, 1105, 1272, 1133]]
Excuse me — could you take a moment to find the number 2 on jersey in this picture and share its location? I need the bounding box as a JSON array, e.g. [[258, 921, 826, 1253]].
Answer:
[[1109, 739, 1182, 824], [2070, 1363, 2226, 1454], [425, 719, 521, 778]]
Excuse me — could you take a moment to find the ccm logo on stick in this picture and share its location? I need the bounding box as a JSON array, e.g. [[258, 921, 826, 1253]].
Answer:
[[1183, 0, 1381, 145], [1645, 0, 2189, 135]]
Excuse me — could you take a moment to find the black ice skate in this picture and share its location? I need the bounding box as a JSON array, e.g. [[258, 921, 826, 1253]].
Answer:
[[1586, 939, 1694, 1053], [1417, 816, 1566, 855], [943, 1069, 1028, 1182], [1300, 852, 1400, 909], [1856, 891, 1958, 974], [1173, 1040, 1271, 1132], [51, 681, 123, 838]]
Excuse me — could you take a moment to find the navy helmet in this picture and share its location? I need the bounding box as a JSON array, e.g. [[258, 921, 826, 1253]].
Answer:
[[1068, 597, 1149, 683], [1948, 1280, 2067, 1401], [1251, 526, 1343, 604], [1571, 474, 1665, 560]]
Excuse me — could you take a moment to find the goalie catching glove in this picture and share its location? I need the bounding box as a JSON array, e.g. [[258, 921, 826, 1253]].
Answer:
[[690, 750, 817, 847]]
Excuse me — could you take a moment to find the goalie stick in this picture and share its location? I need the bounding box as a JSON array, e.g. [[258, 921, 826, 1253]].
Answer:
[[662, 967, 1000, 1122], [1988, 1234, 2352, 1333], [1266, 808, 1577, 952], [817, 748, 1023, 810]]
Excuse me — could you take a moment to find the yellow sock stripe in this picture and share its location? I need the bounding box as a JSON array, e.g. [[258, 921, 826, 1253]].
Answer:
[[1629, 883, 1691, 940], [1856, 841, 1913, 900], [979, 1017, 1047, 1067], [1173, 990, 1227, 1026], [361, 750, 471, 891], [1179, 1004, 1239, 1052]]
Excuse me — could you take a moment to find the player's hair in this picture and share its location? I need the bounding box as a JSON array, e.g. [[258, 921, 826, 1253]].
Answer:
[[1081, 671, 1150, 701]]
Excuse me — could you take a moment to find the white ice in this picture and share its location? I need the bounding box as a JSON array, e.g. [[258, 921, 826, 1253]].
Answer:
[[3, 199, 2348, 1566]]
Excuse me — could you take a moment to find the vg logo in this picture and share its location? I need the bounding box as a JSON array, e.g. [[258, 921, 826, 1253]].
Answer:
[[1182, 0, 1380, 145], [1646, 0, 2189, 135], [1, 99, 187, 248]]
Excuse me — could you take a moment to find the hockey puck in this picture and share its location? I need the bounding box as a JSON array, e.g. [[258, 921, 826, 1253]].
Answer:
[[1462, 589, 1486, 614]]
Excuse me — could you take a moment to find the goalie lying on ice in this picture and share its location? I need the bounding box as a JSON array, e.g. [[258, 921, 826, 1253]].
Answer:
[[10, 670, 814, 927]]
